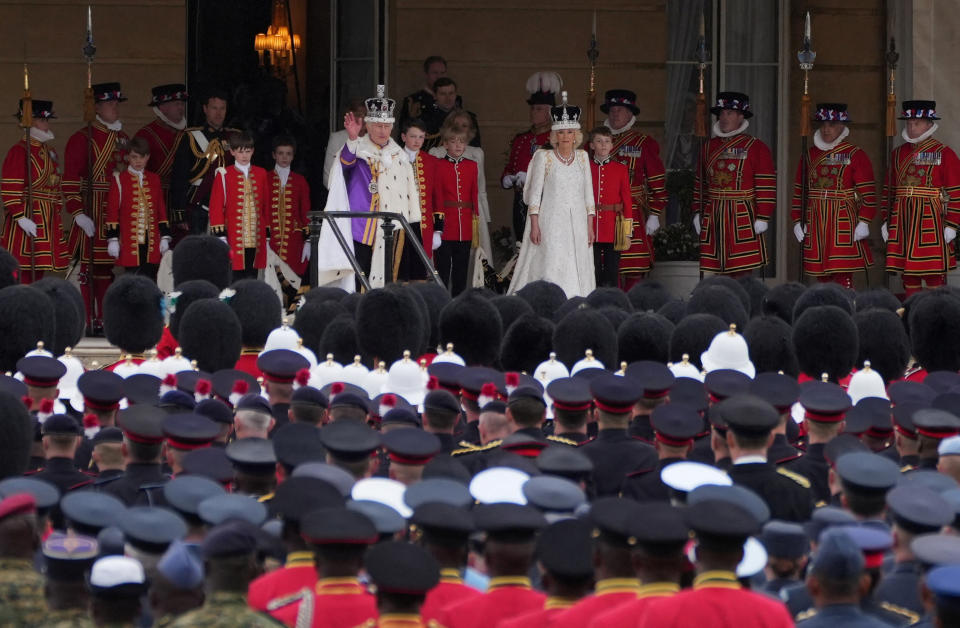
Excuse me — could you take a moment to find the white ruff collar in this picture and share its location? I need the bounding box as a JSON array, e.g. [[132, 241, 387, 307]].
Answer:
[[604, 116, 637, 135], [902, 122, 939, 145], [97, 115, 122, 132], [813, 126, 850, 151], [712, 119, 750, 138], [152, 106, 187, 131], [30, 128, 54, 143]]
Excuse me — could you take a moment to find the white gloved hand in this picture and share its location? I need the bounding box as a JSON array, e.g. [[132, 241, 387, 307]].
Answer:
[[107, 238, 120, 259], [432, 232, 443, 251], [501, 174, 515, 189], [219, 236, 228, 246], [693, 213, 701, 235], [301, 242, 311, 262], [516, 171, 527, 188], [793, 223, 805, 243], [754, 220, 769, 235], [946, 227, 958, 244], [16, 217, 37, 238], [645, 215, 660, 236], [854, 221, 870, 242], [881, 222, 889, 242], [74, 214, 95, 237]]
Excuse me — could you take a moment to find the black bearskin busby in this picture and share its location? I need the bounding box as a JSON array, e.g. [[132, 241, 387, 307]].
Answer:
[[686, 284, 748, 331], [909, 290, 960, 372], [500, 314, 555, 374], [226, 279, 282, 349], [854, 308, 910, 384], [668, 313, 727, 369], [744, 315, 799, 377], [438, 291, 502, 367], [103, 275, 164, 354], [516, 280, 567, 319], [178, 298, 243, 373], [356, 288, 424, 365], [169, 280, 220, 341], [171, 235, 233, 289], [761, 282, 806, 324], [792, 304, 858, 382], [490, 295, 534, 336], [618, 311, 675, 365], [552, 307, 617, 370], [626, 280, 672, 313], [32, 277, 84, 354]]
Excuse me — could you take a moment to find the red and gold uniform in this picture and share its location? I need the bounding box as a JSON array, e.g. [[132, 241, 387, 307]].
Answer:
[[64, 117, 129, 326], [420, 568, 481, 626], [792, 130, 876, 287], [587, 581, 681, 628], [882, 107, 960, 295], [0, 132, 71, 280], [248, 550, 317, 613], [694, 128, 776, 275], [267, 576, 376, 628], [433, 155, 479, 296], [268, 167, 311, 275], [549, 578, 642, 628], [607, 125, 667, 281], [437, 576, 545, 628], [208, 164, 270, 272], [590, 156, 633, 287], [104, 167, 169, 267]]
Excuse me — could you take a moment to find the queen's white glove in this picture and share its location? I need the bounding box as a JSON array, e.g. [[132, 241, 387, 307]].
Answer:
[[74, 214, 95, 237], [17, 217, 37, 237], [645, 215, 660, 236], [854, 221, 870, 242], [107, 238, 120, 259], [693, 213, 701, 235], [754, 220, 769, 235]]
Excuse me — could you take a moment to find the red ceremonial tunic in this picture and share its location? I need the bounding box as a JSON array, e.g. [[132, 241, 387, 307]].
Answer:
[[133, 118, 182, 192], [234, 351, 263, 379], [549, 578, 642, 628], [209, 164, 270, 270], [434, 156, 479, 242], [497, 597, 577, 628], [586, 582, 681, 628], [411, 151, 438, 255], [501, 128, 551, 180], [694, 132, 777, 273], [637, 570, 794, 628], [791, 139, 876, 275], [105, 168, 168, 266], [603, 129, 666, 275], [248, 551, 317, 612], [268, 576, 376, 628], [590, 158, 633, 244], [0, 137, 71, 272], [268, 169, 311, 274], [420, 569, 481, 625], [882, 136, 960, 275], [64, 121, 129, 264], [438, 577, 546, 628]]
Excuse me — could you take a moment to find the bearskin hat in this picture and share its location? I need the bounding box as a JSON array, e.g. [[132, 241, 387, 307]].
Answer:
[[695, 276, 751, 316], [792, 305, 858, 382], [172, 235, 233, 289], [909, 290, 960, 372], [169, 279, 220, 341], [490, 295, 534, 335], [553, 297, 588, 323], [0, 285, 55, 371], [737, 276, 769, 318], [104, 275, 164, 354], [854, 288, 902, 313], [744, 315, 799, 377], [854, 308, 910, 384], [793, 282, 854, 321], [0, 247, 20, 289], [356, 287, 424, 365], [178, 298, 242, 373], [226, 279, 282, 349], [32, 277, 84, 354], [500, 314, 555, 374], [552, 307, 617, 370], [657, 299, 687, 325], [626, 280, 672, 313], [668, 313, 727, 369], [516, 280, 567, 319], [0, 390, 32, 479], [761, 282, 806, 324], [586, 287, 633, 312], [686, 284, 748, 331], [320, 314, 360, 364], [438, 291, 502, 367], [410, 283, 452, 349], [294, 299, 348, 358], [618, 311, 675, 365]]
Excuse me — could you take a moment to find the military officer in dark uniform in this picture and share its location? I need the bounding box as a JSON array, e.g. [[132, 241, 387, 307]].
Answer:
[[99, 405, 170, 506], [713, 395, 814, 522], [621, 403, 701, 502], [170, 88, 236, 235], [579, 373, 658, 497]]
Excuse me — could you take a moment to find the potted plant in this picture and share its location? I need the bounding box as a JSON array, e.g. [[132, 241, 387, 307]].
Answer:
[[651, 169, 700, 297]]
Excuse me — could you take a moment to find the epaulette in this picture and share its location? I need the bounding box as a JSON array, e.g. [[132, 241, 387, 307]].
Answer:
[[794, 608, 817, 622], [777, 467, 811, 489], [452, 440, 501, 456], [546, 435, 579, 447], [266, 587, 310, 612], [879, 602, 920, 624]]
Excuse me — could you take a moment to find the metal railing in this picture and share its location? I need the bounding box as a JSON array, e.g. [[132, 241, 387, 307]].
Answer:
[[307, 210, 444, 291]]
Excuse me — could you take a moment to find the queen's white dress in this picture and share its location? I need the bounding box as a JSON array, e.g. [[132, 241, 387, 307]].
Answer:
[[508, 148, 596, 297]]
